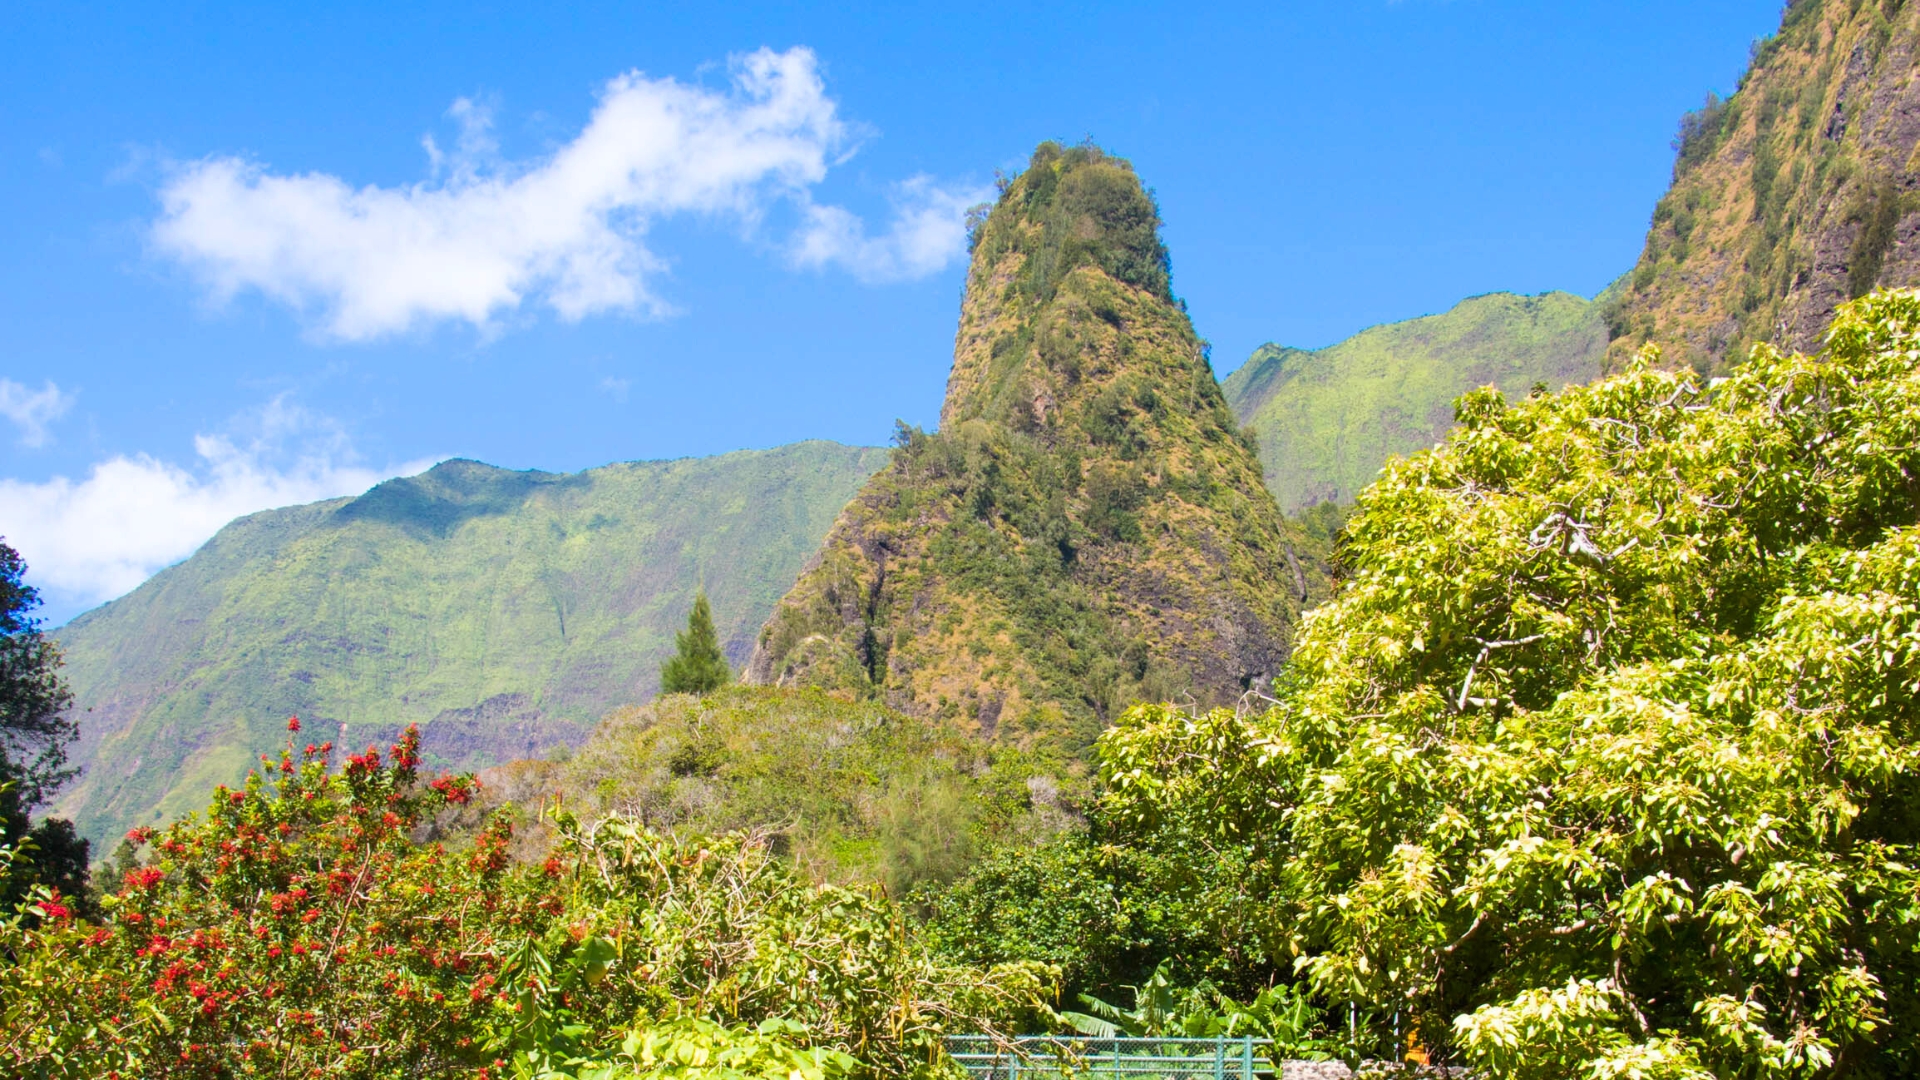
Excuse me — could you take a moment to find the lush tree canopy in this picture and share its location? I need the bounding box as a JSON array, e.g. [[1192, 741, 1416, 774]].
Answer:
[[1102, 291, 1920, 1077]]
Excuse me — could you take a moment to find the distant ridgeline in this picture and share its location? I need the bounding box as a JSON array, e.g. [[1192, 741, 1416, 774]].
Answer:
[[51, 443, 888, 846], [1607, 0, 1920, 373], [747, 142, 1327, 749], [1223, 290, 1610, 515]]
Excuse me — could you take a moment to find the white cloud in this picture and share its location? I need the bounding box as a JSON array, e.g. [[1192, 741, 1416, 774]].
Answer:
[[0, 399, 434, 607], [0, 379, 75, 448], [791, 176, 993, 283], [152, 47, 981, 341]]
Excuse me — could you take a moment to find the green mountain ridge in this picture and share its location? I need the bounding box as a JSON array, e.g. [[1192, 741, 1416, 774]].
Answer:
[[52, 441, 889, 846], [1223, 289, 1609, 513]]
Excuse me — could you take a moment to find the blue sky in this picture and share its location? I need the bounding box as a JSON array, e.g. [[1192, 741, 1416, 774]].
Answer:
[[2, 0, 1781, 624]]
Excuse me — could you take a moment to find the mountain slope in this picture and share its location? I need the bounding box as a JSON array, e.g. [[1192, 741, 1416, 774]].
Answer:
[[746, 143, 1321, 749], [1223, 291, 1607, 513], [1607, 0, 1920, 372], [52, 441, 888, 845]]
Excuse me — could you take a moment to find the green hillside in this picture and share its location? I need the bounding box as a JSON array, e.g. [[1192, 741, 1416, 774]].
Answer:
[[51, 441, 888, 846], [1222, 290, 1606, 513]]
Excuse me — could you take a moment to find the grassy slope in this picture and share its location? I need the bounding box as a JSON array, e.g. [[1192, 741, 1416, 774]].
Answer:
[[52, 442, 888, 845], [1222, 291, 1606, 514]]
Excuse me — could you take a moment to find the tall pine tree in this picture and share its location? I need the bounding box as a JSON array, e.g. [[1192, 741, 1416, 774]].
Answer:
[[0, 539, 88, 910], [659, 591, 731, 695]]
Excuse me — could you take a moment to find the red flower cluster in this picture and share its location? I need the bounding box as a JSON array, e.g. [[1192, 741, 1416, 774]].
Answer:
[[123, 867, 165, 891], [388, 725, 421, 770], [428, 775, 476, 805], [344, 745, 384, 775]]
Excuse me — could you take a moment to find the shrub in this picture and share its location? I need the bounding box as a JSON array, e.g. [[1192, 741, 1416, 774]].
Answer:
[[1671, 92, 1731, 179], [536, 686, 1072, 895]]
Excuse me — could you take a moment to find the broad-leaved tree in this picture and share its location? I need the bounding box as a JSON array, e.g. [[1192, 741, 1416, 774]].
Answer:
[[1102, 290, 1920, 1077]]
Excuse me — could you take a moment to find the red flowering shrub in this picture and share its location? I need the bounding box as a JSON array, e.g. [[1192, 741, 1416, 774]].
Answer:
[[0, 728, 512, 1076], [0, 726, 1049, 1078]]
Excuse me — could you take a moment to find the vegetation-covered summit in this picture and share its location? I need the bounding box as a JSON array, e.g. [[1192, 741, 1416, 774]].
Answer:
[[52, 442, 887, 847], [747, 143, 1322, 748], [1608, 0, 1920, 372]]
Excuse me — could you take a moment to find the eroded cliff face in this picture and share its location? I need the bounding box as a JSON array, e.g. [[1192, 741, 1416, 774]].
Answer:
[[746, 143, 1320, 749], [1609, 0, 1920, 373]]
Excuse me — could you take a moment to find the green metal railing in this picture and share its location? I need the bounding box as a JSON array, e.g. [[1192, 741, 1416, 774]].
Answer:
[[944, 1036, 1269, 1080]]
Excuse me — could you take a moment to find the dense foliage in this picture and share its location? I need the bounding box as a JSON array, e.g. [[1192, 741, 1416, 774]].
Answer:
[[0, 720, 1051, 1078], [1101, 290, 1920, 1076], [969, 142, 1172, 306], [914, 810, 1279, 1006], [659, 593, 733, 696], [1058, 963, 1330, 1056], [478, 686, 1078, 896], [0, 540, 74, 808]]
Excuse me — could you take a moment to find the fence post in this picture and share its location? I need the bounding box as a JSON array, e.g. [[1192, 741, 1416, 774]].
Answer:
[[1241, 1037, 1253, 1080], [1215, 1037, 1224, 1080]]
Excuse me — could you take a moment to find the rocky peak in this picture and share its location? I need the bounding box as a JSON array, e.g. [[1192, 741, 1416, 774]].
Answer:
[[746, 143, 1318, 748]]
